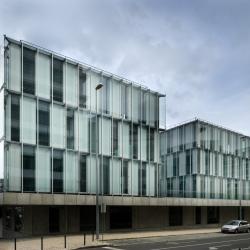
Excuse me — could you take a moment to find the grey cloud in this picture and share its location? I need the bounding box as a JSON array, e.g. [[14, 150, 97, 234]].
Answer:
[[0, 0, 250, 135]]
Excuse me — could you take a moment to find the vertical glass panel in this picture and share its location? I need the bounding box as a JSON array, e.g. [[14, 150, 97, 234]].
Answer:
[[53, 149, 64, 193], [138, 162, 146, 196], [23, 145, 35, 192], [87, 155, 96, 193], [53, 58, 63, 102], [112, 120, 119, 156], [23, 47, 35, 95], [66, 63, 77, 107], [101, 156, 110, 195], [79, 111, 89, 152], [112, 158, 121, 195], [100, 117, 111, 156], [38, 100, 50, 146], [122, 123, 130, 159], [90, 114, 97, 153], [132, 86, 140, 123], [65, 151, 77, 193], [10, 94, 20, 142], [22, 97, 36, 144], [150, 128, 155, 162], [79, 154, 87, 192], [79, 69, 87, 108], [121, 84, 131, 120], [8, 43, 21, 92], [101, 76, 110, 114], [36, 52, 51, 99], [36, 147, 51, 192], [90, 72, 101, 112], [52, 104, 65, 148], [67, 109, 74, 149], [132, 161, 139, 196], [7, 143, 21, 191], [112, 80, 121, 118], [122, 160, 129, 194], [132, 124, 138, 159], [141, 126, 147, 161], [149, 93, 157, 127], [5, 94, 11, 141], [141, 91, 147, 125]]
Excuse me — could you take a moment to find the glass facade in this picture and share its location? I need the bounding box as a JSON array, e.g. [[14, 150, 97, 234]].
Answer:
[[3, 37, 164, 197], [160, 120, 250, 200]]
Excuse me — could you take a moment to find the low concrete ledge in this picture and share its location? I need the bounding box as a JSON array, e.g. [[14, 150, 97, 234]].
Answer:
[[1, 192, 250, 207]]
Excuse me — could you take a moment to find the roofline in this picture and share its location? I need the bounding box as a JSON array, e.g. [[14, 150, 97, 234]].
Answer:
[[4, 35, 166, 97], [165, 117, 250, 139]]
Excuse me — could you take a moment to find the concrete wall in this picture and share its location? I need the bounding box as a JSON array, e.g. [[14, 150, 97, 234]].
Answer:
[[1, 205, 249, 238], [132, 206, 168, 229]]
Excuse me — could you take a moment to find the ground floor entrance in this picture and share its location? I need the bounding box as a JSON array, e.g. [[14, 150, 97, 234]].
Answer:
[[0, 205, 249, 238]]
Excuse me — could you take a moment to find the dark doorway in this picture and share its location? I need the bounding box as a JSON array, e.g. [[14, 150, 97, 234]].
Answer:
[[195, 207, 201, 224], [49, 207, 60, 233], [80, 206, 96, 231], [169, 206, 183, 226], [207, 207, 220, 224], [110, 206, 132, 229]]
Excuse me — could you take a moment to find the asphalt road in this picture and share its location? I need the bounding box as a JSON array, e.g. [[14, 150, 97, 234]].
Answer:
[[88, 232, 250, 250]]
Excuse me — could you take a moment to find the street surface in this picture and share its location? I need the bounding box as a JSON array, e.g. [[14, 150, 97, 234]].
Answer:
[[87, 232, 250, 250]]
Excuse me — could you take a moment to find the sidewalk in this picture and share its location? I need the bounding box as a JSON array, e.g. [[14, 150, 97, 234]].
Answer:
[[101, 227, 221, 241], [0, 228, 221, 250]]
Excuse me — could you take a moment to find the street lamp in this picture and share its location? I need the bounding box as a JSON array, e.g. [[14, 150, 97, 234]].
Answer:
[[95, 83, 103, 240]]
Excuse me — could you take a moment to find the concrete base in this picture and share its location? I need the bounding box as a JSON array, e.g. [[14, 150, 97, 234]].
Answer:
[[1, 205, 249, 238]]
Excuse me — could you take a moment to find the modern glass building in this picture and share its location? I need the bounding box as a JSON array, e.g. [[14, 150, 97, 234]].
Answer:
[[0, 36, 250, 238], [160, 119, 250, 200]]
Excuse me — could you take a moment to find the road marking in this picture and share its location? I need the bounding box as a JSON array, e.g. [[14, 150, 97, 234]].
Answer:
[[151, 237, 250, 250], [209, 244, 231, 249], [103, 247, 124, 250]]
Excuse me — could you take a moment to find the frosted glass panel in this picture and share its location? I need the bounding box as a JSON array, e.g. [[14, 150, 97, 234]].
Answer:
[[36, 147, 51, 192], [52, 104, 65, 148], [87, 155, 96, 193], [100, 117, 111, 156], [79, 111, 89, 152], [111, 159, 121, 195], [8, 43, 21, 92], [65, 151, 78, 193], [147, 164, 155, 196], [90, 72, 101, 112], [132, 161, 139, 195], [132, 87, 140, 123], [122, 122, 130, 159], [7, 143, 21, 191], [112, 80, 121, 118], [22, 97, 36, 144], [66, 63, 77, 107], [5, 95, 11, 141], [36, 53, 51, 99], [141, 127, 147, 161]]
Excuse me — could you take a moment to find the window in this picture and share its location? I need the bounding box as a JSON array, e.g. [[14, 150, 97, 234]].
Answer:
[[79, 69, 87, 108], [23, 47, 35, 95], [53, 58, 63, 102], [113, 120, 119, 156], [53, 150, 64, 193], [132, 124, 138, 159], [186, 150, 191, 174], [207, 207, 219, 224], [122, 161, 129, 194], [38, 101, 50, 146], [23, 146, 36, 192], [79, 154, 87, 192], [67, 109, 74, 149], [102, 157, 110, 195], [102, 76, 110, 114], [169, 206, 183, 226], [139, 163, 146, 196], [11, 94, 20, 142], [121, 85, 127, 119], [150, 128, 155, 161], [90, 115, 97, 153], [195, 207, 201, 224]]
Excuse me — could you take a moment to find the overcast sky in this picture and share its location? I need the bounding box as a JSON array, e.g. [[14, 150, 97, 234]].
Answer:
[[1, 0, 250, 135]]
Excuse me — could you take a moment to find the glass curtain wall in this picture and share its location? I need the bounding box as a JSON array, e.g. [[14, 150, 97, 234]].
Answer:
[[4, 37, 163, 198]]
